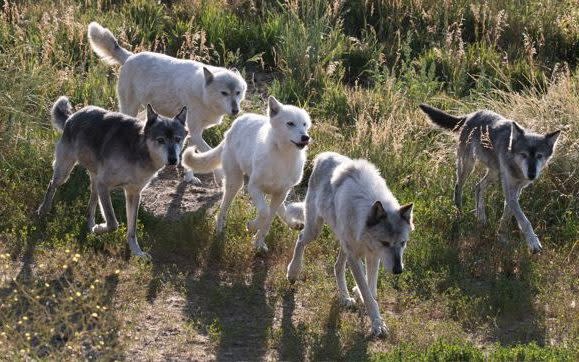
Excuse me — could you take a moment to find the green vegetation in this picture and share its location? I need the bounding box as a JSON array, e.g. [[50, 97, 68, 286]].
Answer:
[[1, 0, 578, 360]]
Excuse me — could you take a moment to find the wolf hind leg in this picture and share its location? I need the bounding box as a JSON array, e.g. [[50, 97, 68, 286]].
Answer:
[[87, 172, 99, 230], [37, 142, 76, 216], [454, 147, 475, 210], [474, 169, 497, 225], [335, 248, 356, 307], [91, 183, 119, 234], [287, 200, 323, 283], [215, 163, 243, 235]]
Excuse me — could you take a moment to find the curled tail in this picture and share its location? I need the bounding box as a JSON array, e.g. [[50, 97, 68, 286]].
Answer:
[[419, 103, 465, 132], [87, 22, 133, 65], [51, 96, 73, 132], [182, 143, 224, 174]]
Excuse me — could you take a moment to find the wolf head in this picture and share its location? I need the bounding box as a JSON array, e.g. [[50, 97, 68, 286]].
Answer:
[[509, 122, 560, 181], [145, 105, 188, 167], [365, 201, 414, 274], [267, 96, 312, 150], [202, 67, 247, 116]]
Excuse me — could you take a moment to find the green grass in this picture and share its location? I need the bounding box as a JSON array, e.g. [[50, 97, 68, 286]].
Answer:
[[1, 0, 578, 360]]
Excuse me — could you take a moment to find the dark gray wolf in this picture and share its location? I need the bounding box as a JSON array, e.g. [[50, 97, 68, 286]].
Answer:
[[37, 96, 187, 258], [419, 103, 560, 253], [286, 152, 414, 337]]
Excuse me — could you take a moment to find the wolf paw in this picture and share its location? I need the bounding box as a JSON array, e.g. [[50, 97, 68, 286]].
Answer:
[[246, 220, 258, 234], [255, 241, 269, 254], [183, 171, 201, 184], [340, 296, 357, 309], [370, 320, 388, 339], [286, 262, 301, 284], [92, 223, 117, 234], [476, 210, 487, 225], [288, 221, 304, 230], [132, 250, 152, 261]]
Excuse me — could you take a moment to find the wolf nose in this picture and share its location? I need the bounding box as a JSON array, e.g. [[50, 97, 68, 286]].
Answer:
[[301, 135, 310, 143], [393, 265, 403, 274], [231, 108, 239, 116], [168, 156, 178, 165]]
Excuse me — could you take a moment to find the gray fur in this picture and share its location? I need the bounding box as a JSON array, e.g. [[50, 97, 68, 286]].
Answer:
[[287, 152, 414, 337], [420, 103, 561, 253], [37, 97, 187, 258]]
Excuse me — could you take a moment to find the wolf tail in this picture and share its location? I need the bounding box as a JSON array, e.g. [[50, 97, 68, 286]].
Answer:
[[419, 103, 465, 132], [87, 22, 133, 65], [182, 142, 224, 174], [50, 96, 73, 132]]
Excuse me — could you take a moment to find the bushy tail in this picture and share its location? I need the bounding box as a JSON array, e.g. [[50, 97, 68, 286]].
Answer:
[[182, 143, 224, 174], [419, 103, 465, 132], [87, 22, 133, 65], [51, 96, 73, 132]]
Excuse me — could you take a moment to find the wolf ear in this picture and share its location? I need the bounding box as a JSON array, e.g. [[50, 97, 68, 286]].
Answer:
[[203, 67, 214, 85], [367, 201, 387, 227], [174, 106, 187, 126], [145, 104, 158, 130], [509, 122, 525, 150], [399, 203, 414, 226], [268, 96, 282, 117], [545, 129, 561, 149]]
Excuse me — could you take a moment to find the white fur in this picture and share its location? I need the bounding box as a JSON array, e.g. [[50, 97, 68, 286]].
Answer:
[[286, 152, 414, 338], [182, 96, 311, 252], [87, 21, 247, 184]]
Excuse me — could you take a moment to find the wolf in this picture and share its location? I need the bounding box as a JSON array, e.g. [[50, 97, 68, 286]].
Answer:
[[182, 96, 311, 252], [87, 21, 247, 184], [286, 152, 414, 337], [419, 104, 560, 253], [37, 96, 188, 258]]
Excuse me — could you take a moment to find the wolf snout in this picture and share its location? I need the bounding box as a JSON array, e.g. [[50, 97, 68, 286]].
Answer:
[[230, 105, 239, 116], [301, 135, 310, 143], [168, 156, 178, 165]]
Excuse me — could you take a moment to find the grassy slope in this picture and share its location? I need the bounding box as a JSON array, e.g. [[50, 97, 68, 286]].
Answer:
[[1, 0, 578, 360]]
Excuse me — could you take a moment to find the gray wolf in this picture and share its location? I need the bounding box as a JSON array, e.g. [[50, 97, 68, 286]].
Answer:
[[286, 152, 414, 337], [37, 96, 187, 258], [87, 21, 247, 184], [182, 96, 311, 252], [419, 103, 560, 253]]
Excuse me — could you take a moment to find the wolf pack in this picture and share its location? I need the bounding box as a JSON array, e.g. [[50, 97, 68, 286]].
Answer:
[[36, 22, 561, 338]]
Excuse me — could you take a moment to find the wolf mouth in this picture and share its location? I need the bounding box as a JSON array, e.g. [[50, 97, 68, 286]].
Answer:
[[292, 141, 309, 149]]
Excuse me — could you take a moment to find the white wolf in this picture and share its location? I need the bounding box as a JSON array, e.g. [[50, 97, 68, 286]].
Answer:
[[286, 152, 414, 337], [87, 21, 247, 184], [182, 96, 311, 252]]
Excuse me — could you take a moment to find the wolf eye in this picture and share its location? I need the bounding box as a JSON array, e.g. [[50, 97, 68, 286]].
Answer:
[[303, 122, 306, 127], [221, 91, 228, 96], [536, 154, 543, 159], [236, 91, 240, 96], [287, 122, 295, 127], [519, 153, 528, 159], [174, 137, 182, 143], [157, 138, 165, 144]]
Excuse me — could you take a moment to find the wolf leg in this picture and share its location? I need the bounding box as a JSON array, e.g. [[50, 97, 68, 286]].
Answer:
[[215, 163, 243, 234], [37, 142, 76, 216], [92, 183, 119, 234], [366, 254, 380, 300], [347, 254, 388, 338], [454, 150, 475, 209], [474, 169, 496, 225], [334, 248, 356, 307], [251, 190, 288, 253], [501, 178, 541, 253], [87, 172, 98, 230], [124, 187, 149, 258], [287, 200, 323, 283]]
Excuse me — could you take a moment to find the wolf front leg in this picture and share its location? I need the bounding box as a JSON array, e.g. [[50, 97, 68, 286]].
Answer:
[[500, 177, 542, 253], [347, 253, 388, 338], [124, 187, 150, 259]]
